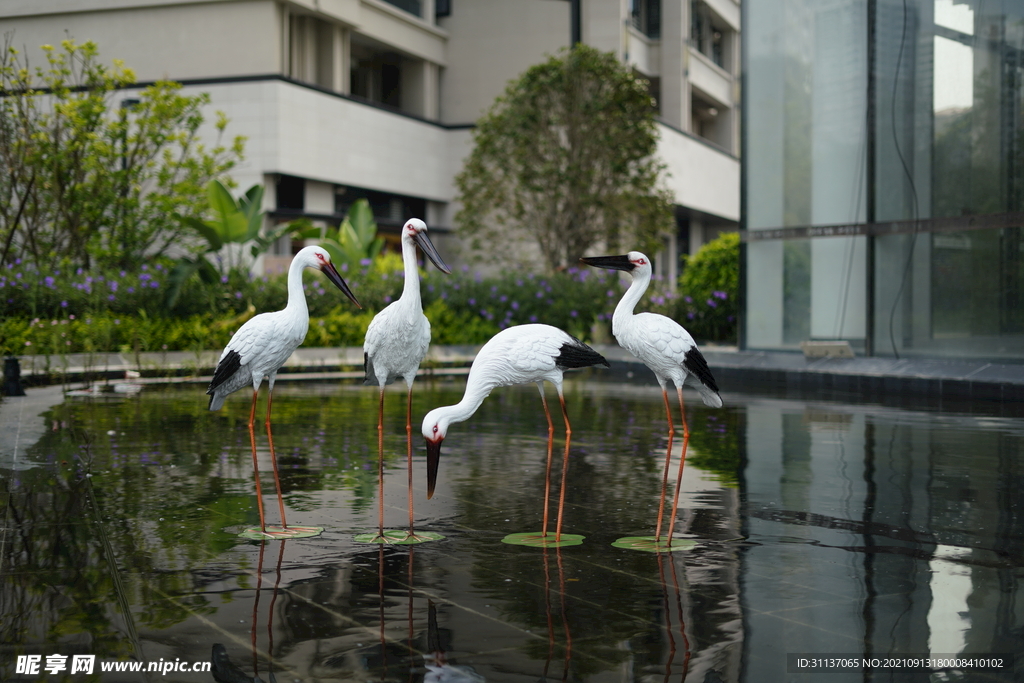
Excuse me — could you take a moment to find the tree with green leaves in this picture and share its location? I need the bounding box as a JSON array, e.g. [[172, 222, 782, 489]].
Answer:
[[167, 180, 294, 308], [455, 44, 674, 271], [0, 37, 244, 271]]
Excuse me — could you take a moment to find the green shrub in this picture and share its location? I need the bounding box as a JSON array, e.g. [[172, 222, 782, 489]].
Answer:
[[677, 232, 739, 343], [420, 264, 623, 341], [307, 308, 375, 348], [423, 299, 499, 345], [2, 249, 698, 356]]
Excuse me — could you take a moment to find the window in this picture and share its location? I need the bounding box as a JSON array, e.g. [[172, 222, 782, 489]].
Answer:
[[335, 185, 426, 228], [631, 0, 661, 39], [381, 0, 421, 17], [276, 175, 305, 211], [690, 0, 727, 69], [691, 91, 727, 147], [350, 42, 403, 109]]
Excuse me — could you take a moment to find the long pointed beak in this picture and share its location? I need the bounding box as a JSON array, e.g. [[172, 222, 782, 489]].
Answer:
[[413, 231, 452, 274], [580, 255, 635, 272], [425, 436, 443, 499], [321, 261, 362, 308]]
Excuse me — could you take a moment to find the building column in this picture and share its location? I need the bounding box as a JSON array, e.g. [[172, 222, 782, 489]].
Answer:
[[660, 0, 685, 129], [424, 61, 439, 120], [279, 3, 290, 74], [334, 25, 350, 93]]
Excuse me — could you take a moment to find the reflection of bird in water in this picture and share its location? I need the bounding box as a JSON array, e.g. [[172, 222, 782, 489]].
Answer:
[[581, 252, 722, 546], [421, 324, 608, 543], [208, 246, 360, 538], [361, 219, 451, 544], [424, 658, 486, 683], [210, 541, 286, 683], [211, 643, 255, 683], [657, 552, 690, 681], [539, 546, 572, 682], [424, 601, 485, 683]]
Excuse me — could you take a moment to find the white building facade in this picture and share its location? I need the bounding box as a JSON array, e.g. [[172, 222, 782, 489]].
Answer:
[[2, 0, 740, 277]]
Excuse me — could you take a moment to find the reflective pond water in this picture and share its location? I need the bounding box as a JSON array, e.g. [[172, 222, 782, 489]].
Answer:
[[1, 374, 1022, 682]]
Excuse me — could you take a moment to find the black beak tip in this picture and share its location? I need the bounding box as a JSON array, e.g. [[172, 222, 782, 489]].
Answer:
[[426, 438, 442, 500], [323, 263, 362, 309]]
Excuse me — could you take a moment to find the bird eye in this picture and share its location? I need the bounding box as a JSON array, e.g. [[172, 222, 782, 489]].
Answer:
[[432, 425, 438, 434], [637, 258, 646, 265]]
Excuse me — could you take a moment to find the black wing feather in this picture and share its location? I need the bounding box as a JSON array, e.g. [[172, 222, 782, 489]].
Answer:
[[363, 352, 378, 386], [683, 346, 719, 393], [555, 336, 610, 369], [207, 349, 242, 395]]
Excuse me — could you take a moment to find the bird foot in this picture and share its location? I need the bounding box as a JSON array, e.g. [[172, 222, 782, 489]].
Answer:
[[354, 529, 445, 545], [500, 532, 585, 548], [401, 530, 446, 544], [610, 535, 697, 553], [238, 525, 324, 540]]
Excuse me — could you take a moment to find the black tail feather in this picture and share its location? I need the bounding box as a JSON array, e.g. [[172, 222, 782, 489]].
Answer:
[[207, 350, 241, 394], [682, 346, 719, 394], [555, 336, 610, 370]]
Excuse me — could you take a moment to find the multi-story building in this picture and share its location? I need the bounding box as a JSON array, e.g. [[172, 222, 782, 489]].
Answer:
[[3, 0, 740, 279], [743, 0, 1024, 361]]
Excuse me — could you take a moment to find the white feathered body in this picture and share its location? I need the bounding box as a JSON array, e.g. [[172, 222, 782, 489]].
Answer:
[[207, 245, 357, 412], [207, 309, 307, 411], [468, 324, 582, 394], [613, 311, 722, 408], [604, 252, 723, 409], [363, 294, 431, 388], [362, 221, 443, 389], [422, 324, 608, 436]]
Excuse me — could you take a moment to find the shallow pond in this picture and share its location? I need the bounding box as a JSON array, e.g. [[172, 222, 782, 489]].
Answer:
[[1, 374, 1022, 682]]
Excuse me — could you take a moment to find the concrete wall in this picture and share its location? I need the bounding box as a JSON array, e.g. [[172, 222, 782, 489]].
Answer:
[[437, 0, 569, 124], [658, 125, 740, 222], [2, 0, 281, 81]]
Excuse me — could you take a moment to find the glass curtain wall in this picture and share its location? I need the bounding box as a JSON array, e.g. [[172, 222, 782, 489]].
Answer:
[[745, 0, 869, 350], [876, 0, 1024, 358], [745, 0, 1024, 359]]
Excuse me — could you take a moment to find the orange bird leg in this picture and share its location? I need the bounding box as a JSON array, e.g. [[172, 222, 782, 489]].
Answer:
[[665, 386, 691, 545], [654, 388, 675, 540], [265, 389, 288, 529], [554, 393, 572, 542], [406, 385, 415, 536], [539, 389, 556, 537], [377, 385, 386, 539], [248, 390, 267, 533]]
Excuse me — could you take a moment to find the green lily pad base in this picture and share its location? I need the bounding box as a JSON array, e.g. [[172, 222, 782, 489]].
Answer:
[[501, 532, 585, 548], [353, 530, 446, 545], [239, 525, 324, 540], [611, 536, 697, 553]]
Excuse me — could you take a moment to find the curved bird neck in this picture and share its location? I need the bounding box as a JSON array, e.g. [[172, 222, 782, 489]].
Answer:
[[613, 268, 650, 334], [440, 378, 491, 427], [399, 235, 423, 308], [285, 255, 309, 316]]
